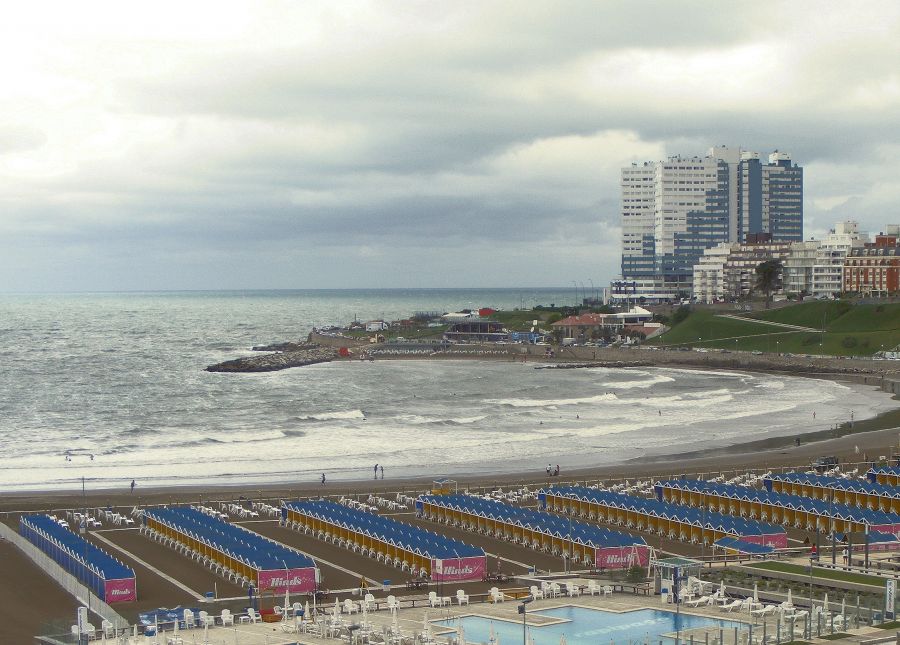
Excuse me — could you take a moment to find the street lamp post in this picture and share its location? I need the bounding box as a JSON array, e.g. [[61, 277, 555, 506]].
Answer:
[[518, 596, 533, 645]]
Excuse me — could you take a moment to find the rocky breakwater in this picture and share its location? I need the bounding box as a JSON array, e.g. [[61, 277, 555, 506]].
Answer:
[[206, 343, 337, 373]]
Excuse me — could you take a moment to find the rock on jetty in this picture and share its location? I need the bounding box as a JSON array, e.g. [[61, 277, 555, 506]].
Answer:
[[206, 344, 337, 373], [535, 361, 651, 370]]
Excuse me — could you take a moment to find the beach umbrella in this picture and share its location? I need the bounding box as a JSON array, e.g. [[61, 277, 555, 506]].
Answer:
[[333, 598, 340, 621], [841, 597, 846, 618], [305, 600, 310, 623], [284, 586, 290, 621], [753, 583, 759, 603], [787, 588, 792, 606], [719, 581, 726, 597], [823, 592, 829, 615]]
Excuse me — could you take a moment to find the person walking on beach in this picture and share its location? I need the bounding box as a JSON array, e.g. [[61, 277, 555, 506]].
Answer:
[[321, 473, 326, 486], [379, 465, 384, 479], [374, 463, 379, 479], [130, 480, 135, 494], [546, 464, 551, 476]]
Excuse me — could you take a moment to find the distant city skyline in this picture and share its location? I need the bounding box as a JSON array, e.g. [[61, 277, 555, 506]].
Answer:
[[619, 145, 803, 299], [1, 2, 898, 292]]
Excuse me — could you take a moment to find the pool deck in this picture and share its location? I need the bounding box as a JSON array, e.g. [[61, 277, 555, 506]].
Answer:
[[110, 584, 888, 644]]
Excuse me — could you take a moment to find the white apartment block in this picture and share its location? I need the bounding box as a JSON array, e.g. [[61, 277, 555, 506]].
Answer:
[[692, 243, 735, 304], [782, 241, 818, 297], [811, 221, 867, 297], [694, 220, 869, 302]]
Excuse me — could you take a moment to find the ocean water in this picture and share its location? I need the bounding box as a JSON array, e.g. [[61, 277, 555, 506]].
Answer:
[[0, 289, 895, 492]]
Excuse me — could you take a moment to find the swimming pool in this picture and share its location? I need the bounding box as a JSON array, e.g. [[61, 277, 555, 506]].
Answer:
[[435, 606, 746, 645]]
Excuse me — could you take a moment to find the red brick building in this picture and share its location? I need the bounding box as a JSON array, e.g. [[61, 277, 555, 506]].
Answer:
[[843, 233, 900, 296]]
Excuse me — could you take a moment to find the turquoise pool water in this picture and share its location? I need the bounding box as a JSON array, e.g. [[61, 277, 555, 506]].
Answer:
[[435, 606, 746, 645]]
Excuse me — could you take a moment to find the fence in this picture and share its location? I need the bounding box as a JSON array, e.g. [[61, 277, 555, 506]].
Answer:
[[0, 522, 129, 632]]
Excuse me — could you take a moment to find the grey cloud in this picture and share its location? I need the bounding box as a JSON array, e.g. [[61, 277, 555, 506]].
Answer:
[[1, 2, 898, 291]]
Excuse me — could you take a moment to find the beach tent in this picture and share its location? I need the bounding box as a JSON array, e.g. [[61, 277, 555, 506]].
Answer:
[[143, 506, 317, 594]]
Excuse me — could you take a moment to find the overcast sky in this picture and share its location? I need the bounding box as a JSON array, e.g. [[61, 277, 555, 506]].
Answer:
[[2, 1, 898, 291]]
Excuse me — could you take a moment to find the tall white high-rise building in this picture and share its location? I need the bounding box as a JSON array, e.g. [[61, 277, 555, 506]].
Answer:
[[614, 146, 803, 302]]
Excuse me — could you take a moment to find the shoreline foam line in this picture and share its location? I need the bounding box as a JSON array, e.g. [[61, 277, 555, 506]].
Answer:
[[92, 531, 205, 601]]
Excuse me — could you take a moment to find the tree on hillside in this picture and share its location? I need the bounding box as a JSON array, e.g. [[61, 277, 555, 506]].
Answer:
[[755, 259, 783, 309]]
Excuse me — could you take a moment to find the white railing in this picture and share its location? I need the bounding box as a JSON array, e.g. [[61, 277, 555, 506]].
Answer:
[[0, 521, 129, 631]]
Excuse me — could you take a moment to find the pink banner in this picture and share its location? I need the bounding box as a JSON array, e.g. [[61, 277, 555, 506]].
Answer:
[[104, 578, 137, 603], [431, 556, 486, 582], [257, 567, 317, 594], [739, 534, 788, 549], [594, 545, 651, 569]]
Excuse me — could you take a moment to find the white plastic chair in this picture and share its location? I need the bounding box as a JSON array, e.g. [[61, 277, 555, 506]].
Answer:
[[428, 591, 441, 608], [529, 585, 544, 600], [456, 589, 469, 605], [220, 609, 234, 626]]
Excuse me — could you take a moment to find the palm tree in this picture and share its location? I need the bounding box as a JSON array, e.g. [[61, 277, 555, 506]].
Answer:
[[755, 259, 783, 309]]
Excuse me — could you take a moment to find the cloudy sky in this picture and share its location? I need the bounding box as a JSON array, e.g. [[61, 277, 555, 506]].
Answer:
[[2, 1, 898, 291]]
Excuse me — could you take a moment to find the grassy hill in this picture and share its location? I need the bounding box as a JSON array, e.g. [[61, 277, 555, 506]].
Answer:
[[650, 301, 900, 356], [750, 300, 851, 329]]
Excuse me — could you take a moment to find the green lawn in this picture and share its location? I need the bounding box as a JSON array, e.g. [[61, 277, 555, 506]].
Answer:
[[751, 301, 852, 329], [489, 310, 548, 331], [827, 303, 900, 333], [747, 561, 885, 587], [649, 310, 776, 345], [650, 301, 900, 356]]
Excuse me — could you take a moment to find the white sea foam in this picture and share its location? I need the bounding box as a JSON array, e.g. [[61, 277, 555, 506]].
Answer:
[[487, 393, 619, 407], [602, 374, 676, 389], [300, 409, 367, 421]]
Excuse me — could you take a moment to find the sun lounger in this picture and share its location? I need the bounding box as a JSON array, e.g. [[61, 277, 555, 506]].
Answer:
[[685, 595, 710, 607]]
